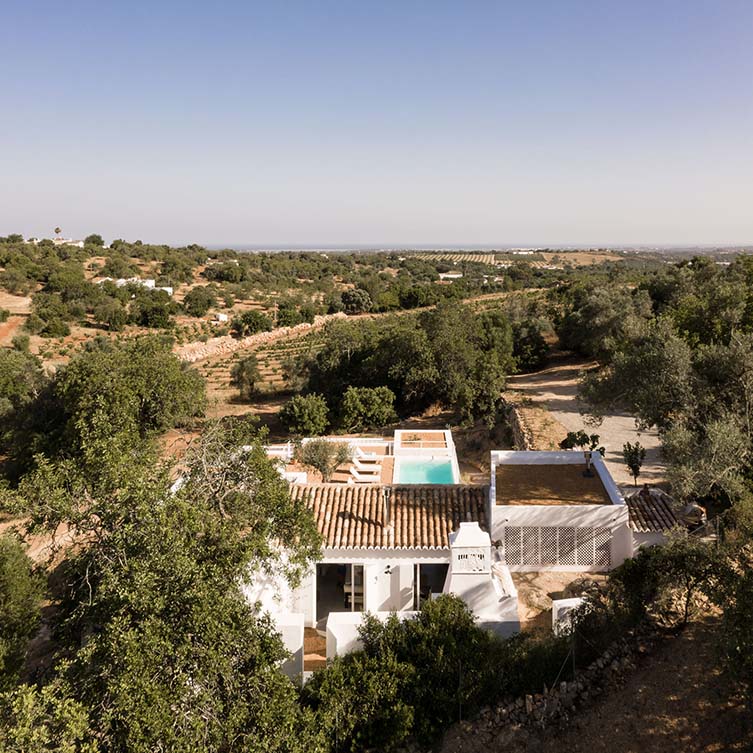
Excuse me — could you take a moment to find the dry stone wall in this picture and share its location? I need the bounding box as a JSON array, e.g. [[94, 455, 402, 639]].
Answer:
[[503, 399, 535, 450], [395, 623, 662, 753], [174, 312, 347, 364], [432, 623, 661, 753]]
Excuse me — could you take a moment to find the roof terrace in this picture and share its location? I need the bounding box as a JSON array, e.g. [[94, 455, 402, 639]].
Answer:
[[490, 451, 623, 507], [494, 463, 611, 506]]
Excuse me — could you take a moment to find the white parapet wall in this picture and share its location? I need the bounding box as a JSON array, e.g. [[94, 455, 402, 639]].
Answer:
[[393, 429, 455, 457], [552, 597, 585, 636]]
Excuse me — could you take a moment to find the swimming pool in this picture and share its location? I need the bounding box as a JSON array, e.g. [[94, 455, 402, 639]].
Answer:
[[395, 459, 456, 484]]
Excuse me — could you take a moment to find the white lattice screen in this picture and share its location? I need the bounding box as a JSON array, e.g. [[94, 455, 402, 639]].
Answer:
[[502, 526, 611, 568]]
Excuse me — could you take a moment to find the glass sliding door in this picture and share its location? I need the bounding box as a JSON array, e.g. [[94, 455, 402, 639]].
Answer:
[[343, 564, 364, 611]]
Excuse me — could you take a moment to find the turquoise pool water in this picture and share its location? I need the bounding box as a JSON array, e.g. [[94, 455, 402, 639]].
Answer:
[[396, 459, 455, 484]]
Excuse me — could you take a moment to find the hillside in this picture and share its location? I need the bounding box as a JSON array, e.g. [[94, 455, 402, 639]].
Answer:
[[441, 619, 752, 753]]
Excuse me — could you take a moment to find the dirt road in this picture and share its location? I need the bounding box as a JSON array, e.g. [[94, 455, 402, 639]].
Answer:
[[507, 356, 665, 492]]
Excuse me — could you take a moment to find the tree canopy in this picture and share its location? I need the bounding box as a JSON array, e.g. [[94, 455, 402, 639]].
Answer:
[[1, 337, 205, 478], [301, 303, 515, 424], [0, 536, 44, 690], [14, 420, 322, 753]]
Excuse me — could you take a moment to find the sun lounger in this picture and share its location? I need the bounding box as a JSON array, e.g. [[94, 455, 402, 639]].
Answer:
[[349, 467, 380, 483], [352, 456, 383, 473], [355, 447, 380, 461]]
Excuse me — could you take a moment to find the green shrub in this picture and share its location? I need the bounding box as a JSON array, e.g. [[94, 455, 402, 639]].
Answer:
[[302, 650, 414, 752], [93, 300, 128, 332], [339, 385, 397, 432], [11, 334, 30, 353], [0, 535, 44, 689], [231, 310, 272, 337], [279, 394, 329, 436], [183, 286, 216, 317], [512, 319, 550, 372], [0, 682, 97, 753], [42, 318, 71, 338], [341, 288, 372, 314]]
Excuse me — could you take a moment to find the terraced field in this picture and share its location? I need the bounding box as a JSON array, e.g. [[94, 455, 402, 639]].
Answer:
[[196, 328, 326, 417], [413, 252, 496, 264]]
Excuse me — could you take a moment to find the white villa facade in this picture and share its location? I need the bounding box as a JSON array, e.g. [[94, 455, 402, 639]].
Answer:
[[248, 434, 658, 680]]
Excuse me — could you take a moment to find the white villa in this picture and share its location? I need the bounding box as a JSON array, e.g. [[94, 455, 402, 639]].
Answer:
[[248, 430, 678, 679]]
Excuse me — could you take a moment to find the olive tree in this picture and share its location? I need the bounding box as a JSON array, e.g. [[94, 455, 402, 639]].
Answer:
[[230, 354, 261, 401], [296, 439, 352, 482], [16, 420, 323, 753]]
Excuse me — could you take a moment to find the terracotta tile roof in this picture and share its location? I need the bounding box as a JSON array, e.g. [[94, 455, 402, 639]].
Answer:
[[626, 489, 679, 533], [291, 484, 489, 550]]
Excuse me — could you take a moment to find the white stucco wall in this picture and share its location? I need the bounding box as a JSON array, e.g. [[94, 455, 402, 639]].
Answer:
[[491, 503, 633, 572], [277, 612, 304, 679], [365, 563, 392, 612], [291, 567, 316, 627], [326, 611, 419, 660]]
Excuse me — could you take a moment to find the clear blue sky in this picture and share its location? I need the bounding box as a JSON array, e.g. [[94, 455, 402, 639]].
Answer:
[[2, 1, 752, 247]]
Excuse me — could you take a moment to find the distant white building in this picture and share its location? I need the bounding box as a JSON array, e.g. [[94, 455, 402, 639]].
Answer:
[[96, 277, 173, 296], [26, 237, 84, 248], [53, 238, 85, 248]]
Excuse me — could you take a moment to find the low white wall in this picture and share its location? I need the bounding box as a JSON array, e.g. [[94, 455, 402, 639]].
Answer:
[[277, 613, 304, 679], [326, 612, 365, 659], [326, 611, 419, 660], [593, 455, 625, 506], [551, 597, 585, 636]]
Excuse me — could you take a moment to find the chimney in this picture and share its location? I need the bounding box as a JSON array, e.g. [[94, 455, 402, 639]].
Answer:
[[382, 487, 392, 531]]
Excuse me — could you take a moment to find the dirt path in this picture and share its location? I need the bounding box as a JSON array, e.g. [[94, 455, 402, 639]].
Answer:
[[509, 619, 753, 753], [507, 355, 665, 492], [0, 315, 24, 345], [0, 291, 31, 315]]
